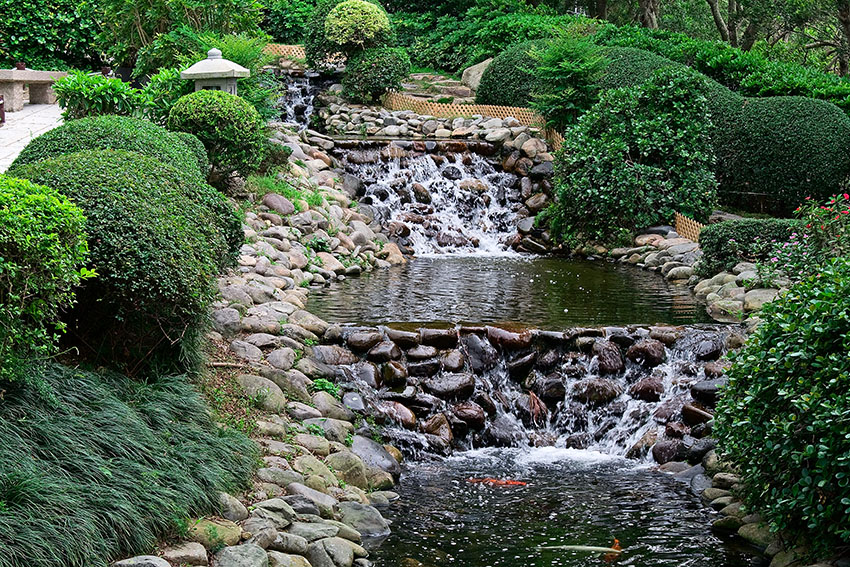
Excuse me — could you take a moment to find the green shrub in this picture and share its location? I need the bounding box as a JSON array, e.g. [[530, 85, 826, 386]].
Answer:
[[715, 257, 850, 552], [0, 363, 257, 567], [53, 72, 147, 120], [10, 115, 207, 181], [529, 36, 607, 130], [342, 47, 410, 103], [141, 67, 194, 125], [0, 176, 91, 392], [9, 150, 240, 372], [263, 0, 315, 43], [551, 68, 717, 244], [325, 0, 391, 53], [695, 218, 800, 276], [168, 90, 268, 184], [306, 0, 391, 70], [475, 40, 546, 107], [715, 96, 850, 215], [174, 131, 212, 178]]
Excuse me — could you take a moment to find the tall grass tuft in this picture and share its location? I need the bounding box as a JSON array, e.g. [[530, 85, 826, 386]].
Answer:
[[0, 363, 258, 567]]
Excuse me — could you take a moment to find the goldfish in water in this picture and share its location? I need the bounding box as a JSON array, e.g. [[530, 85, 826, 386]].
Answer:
[[466, 477, 528, 486]]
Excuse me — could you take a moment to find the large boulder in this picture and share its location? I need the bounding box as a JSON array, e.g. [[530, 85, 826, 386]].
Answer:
[[215, 544, 269, 567], [461, 58, 493, 91], [337, 501, 391, 538], [350, 435, 401, 478]]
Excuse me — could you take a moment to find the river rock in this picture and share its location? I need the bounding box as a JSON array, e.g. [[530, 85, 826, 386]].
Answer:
[[219, 492, 249, 522], [188, 518, 242, 549], [293, 455, 338, 487], [338, 502, 391, 538], [269, 532, 310, 555], [313, 391, 356, 421], [264, 193, 296, 215], [573, 378, 623, 404], [592, 340, 624, 374], [743, 288, 779, 312], [347, 331, 383, 352], [460, 333, 499, 372], [237, 375, 287, 412], [486, 326, 532, 349], [625, 339, 666, 367], [381, 360, 408, 386], [381, 401, 417, 429], [682, 403, 713, 425], [326, 451, 369, 489], [695, 338, 723, 361], [441, 350, 465, 372], [407, 344, 437, 360], [422, 413, 453, 445], [629, 376, 664, 402], [690, 378, 727, 405], [267, 552, 311, 567], [311, 345, 358, 365], [302, 418, 354, 444], [453, 401, 486, 429], [113, 557, 171, 567], [420, 328, 458, 348], [285, 483, 338, 518], [652, 439, 683, 464], [289, 310, 329, 335], [161, 542, 208, 566], [387, 328, 419, 348], [351, 435, 401, 478], [422, 372, 475, 399], [481, 414, 526, 446], [367, 340, 401, 362], [286, 522, 339, 542]]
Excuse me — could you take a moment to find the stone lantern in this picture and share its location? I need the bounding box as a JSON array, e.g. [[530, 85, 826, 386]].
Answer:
[[180, 48, 249, 95]]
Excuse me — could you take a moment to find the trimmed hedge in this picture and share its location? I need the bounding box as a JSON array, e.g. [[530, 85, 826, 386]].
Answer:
[[10, 115, 207, 180], [0, 363, 257, 567], [342, 47, 410, 103], [715, 96, 850, 215], [696, 218, 800, 276], [475, 39, 547, 107], [9, 150, 239, 371], [716, 257, 850, 551], [167, 90, 268, 184], [306, 0, 392, 70], [0, 176, 90, 391], [173, 131, 211, 178], [325, 0, 391, 53]]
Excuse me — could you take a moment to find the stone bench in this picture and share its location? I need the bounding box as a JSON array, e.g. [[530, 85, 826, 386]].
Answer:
[[0, 69, 68, 112]]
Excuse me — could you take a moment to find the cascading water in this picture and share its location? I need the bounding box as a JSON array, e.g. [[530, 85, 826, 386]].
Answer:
[[342, 151, 522, 255], [276, 72, 326, 130]]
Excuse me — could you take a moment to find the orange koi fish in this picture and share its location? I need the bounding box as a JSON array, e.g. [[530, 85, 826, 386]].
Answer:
[[466, 477, 528, 486], [604, 539, 622, 563]]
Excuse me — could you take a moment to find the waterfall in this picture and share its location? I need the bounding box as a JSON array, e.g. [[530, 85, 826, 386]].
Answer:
[[276, 73, 326, 130]]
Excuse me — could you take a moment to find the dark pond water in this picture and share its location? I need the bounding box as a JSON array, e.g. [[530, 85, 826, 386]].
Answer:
[[309, 256, 711, 329], [371, 448, 764, 567]]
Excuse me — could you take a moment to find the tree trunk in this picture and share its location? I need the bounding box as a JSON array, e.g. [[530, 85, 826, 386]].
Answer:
[[705, 0, 730, 41], [838, 0, 850, 76], [638, 0, 659, 28], [740, 21, 759, 50], [596, 0, 608, 19], [727, 0, 740, 47]]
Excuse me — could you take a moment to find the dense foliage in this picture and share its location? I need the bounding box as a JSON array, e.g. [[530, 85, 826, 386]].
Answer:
[[0, 363, 257, 567], [550, 68, 717, 244], [0, 176, 90, 393], [325, 0, 392, 53], [53, 72, 147, 120], [263, 0, 316, 44], [174, 131, 212, 178], [475, 40, 547, 107], [168, 90, 269, 184], [306, 0, 389, 69], [342, 47, 411, 103], [696, 218, 800, 276], [714, 96, 850, 215], [716, 257, 850, 551], [0, 0, 100, 70], [9, 150, 239, 372], [10, 115, 207, 181]]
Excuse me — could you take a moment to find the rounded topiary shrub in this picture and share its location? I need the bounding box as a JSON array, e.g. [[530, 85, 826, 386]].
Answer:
[[173, 131, 211, 178], [167, 90, 268, 185], [9, 115, 208, 180], [9, 150, 237, 371], [550, 68, 717, 244], [475, 40, 548, 107], [305, 0, 391, 70], [0, 175, 90, 388], [715, 257, 850, 550], [342, 47, 411, 103], [715, 96, 850, 215], [325, 0, 391, 53]]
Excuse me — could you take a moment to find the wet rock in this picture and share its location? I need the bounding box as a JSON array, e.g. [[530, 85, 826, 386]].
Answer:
[[474, 392, 497, 416], [460, 334, 499, 372], [387, 328, 419, 348], [534, 374, 567, 403], [422, 372, 475, 400], [420, 328, 458, 348], [453, 402, 486, 430], [407, 359, 440, 377], [683, 436, 717, 464], [695, 338, 723, 361], [381, 401, 417, 429], [480, 414, 526, 447], [592, 340, 624, 374], [350, 435, 401, 478], [342, 392, 366, 413], [508, 351, 536, 379], [682, 403, 713, 426], [422, 413, 454, 445], [690, 377, 727, 405], [665, 422, 690, 438], [367, 340, 401, 362], [486, 326, 532, 349], [652, 439, 683, 464], [625, 339, 666, 367], [573, 378, 623, 404], [406, 344, 437, 360], [346, 331, 384, 352], [352, 361, 380, 388], [629, 376, 664, 402], [626, 428, 657, 459], [653, 396, 685, 423], [441, 350, 465, 372], [381, 360, 408, 386]]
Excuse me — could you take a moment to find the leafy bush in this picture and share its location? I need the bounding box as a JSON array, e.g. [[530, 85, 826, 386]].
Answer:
[[475, 40, 545, 107], [0, 176, 91, 392], [263, 0, 316, 43], [306, 0, 392, 69], [10, 115, 207, 181], [715, 96, 850, 215], [9, 150, 239, 372], [342, 47, 411, 103], [715, 257, 850, 552], [0, 0, 100, 70], [550, 68, 717, 244], [168, 90, 268, 184], [141, 67, 194, 124], [53, 72, 147, 120], [325, 0, 391, 53], [695, 218, 800, 276], [529, 36, 607, 130], [174, 132, 212, 178], [0, 363, 257, 567]]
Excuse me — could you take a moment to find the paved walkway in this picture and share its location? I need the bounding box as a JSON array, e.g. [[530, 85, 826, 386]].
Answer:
[[0, 104, 63, 172]]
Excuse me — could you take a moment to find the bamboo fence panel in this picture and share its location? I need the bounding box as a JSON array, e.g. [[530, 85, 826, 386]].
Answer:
[[674, 212, 705, 242]]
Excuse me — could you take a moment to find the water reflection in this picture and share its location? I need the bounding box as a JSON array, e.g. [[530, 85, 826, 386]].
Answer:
[[309, 256, 711, 329]]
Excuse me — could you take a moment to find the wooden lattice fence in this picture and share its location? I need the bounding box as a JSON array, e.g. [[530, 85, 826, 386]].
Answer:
[[674, 212, 705, 242], [265, 44, 306, 60]]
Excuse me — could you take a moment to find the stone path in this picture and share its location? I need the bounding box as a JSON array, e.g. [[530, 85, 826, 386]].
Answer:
[[0, 104, 63, 172]]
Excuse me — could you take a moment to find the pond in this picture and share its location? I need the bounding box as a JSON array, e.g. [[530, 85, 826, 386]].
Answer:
[[370, 448, 764, 567], [308, 256, 712, 330]]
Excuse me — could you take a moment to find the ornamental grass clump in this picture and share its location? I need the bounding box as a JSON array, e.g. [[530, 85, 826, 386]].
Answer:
[[715, 257, 850, 552], [0, 175, 91, 393]]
